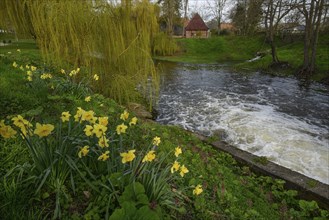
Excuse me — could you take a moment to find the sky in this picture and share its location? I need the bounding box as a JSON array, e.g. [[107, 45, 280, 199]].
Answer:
[[185, 0, 235, 22]]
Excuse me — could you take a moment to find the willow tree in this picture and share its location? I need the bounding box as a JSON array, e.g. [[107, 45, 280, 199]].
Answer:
[[0, 0, 160, 106]]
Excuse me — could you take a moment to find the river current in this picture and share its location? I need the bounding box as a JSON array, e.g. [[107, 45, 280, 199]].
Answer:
[[155, 62, 329, 184]]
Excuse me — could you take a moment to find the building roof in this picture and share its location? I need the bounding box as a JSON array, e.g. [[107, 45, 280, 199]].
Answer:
[[185, 13, 208, 31]]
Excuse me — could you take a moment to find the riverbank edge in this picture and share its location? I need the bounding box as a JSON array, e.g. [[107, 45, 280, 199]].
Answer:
[[192, 133, 329, 210]]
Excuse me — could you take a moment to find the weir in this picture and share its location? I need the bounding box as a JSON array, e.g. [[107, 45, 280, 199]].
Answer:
[[156, 61, 329, 186], [195, 133, 329, 210]]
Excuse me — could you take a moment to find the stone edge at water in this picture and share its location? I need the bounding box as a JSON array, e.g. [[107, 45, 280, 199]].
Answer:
[[193, 133, 329, 210]]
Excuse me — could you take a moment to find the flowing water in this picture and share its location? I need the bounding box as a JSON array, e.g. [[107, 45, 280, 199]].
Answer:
[[155, 61, 329, 184]]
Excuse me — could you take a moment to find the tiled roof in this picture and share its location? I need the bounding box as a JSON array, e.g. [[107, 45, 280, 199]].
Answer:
[[185, 13, 208, 31]]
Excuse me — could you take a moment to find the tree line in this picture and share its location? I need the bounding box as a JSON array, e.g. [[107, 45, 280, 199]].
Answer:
[[159, 0, 328, 76]]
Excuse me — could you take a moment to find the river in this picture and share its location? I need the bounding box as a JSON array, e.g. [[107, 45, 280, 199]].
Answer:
[[155, 61, 329, 185]]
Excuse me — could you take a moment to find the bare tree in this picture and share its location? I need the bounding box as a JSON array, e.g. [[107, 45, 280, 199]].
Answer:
[[263, 0, 296, 64], [297, 0, 326, 76], [206, 0, 227, 34], [230, 0, 264, 35], [183, 0, 188, 18]]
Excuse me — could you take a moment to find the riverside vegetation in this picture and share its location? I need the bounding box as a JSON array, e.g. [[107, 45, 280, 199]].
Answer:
[[154, 34, 329, 83], [1, 36, 329, 220], [1, 0, 328, 219]]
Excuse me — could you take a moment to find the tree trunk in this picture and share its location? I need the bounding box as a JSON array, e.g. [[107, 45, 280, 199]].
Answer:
[[270, 39, 279, 63], [299, 0, 325, 76]]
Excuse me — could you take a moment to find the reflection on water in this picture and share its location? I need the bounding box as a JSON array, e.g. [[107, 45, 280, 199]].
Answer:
[[156, 61, 329, 184]]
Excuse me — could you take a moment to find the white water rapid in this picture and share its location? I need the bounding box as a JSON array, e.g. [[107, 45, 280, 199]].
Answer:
[[156, 62, 329, 184]]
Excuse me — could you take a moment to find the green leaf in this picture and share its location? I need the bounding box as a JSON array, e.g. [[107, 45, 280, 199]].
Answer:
[[135, 205, 160, 220], [109, 172, 123, 186], [109, 202, 137, 220], [23, 106, 43, 117], [109, 208, 126, 220], [118, 182, 149, 207]]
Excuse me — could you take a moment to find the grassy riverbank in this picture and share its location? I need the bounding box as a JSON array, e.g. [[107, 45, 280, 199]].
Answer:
[[155, 34, 329, 82], [1, 38, 328, 219]]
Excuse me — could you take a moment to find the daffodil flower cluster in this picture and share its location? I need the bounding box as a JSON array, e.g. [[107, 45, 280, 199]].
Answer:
[[1, 109, 203, 202], [12, 61, 37, 81], [58, 67, 80, 77], [170, 146, 189, 177], [69, 68, 80, 77], [0, 115, 54, 139], [40, 73, 53, 79], [72, 108, 139, 161]]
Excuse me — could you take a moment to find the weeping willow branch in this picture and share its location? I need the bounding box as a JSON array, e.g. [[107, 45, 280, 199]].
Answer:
[[0, 0, 161, 106]]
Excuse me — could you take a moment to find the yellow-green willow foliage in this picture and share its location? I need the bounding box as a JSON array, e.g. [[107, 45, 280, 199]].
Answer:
[[0, 0, 160, 105], [152, 32, 178, 56]]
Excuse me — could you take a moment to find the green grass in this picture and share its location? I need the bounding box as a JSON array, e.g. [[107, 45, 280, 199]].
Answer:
[[155, 35, 267, 63], [156, 34, 329, 81], [1, 39, 328, 219]]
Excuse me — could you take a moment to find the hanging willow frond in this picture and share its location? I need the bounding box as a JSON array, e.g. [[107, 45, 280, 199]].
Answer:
[[0, 0, 161, 106]]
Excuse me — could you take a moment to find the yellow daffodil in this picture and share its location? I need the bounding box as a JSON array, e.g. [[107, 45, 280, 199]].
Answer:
[[93, 123, 107, 138], [78, 145, 90, 158], [60, 69, 65, 74], [74, 107, 85, 122], [19, 125, 32, 137], [129, 117, 138, 126], [98, 137, 109, 148], [180, 165, 189, 177], [81, 110, 95, 122], [93, 74, 99, 81], [76, 68, 80, 73], [142, 150, 156, 163], [17, 119, 33, 137], [193, 184, 203, 195], [40, 73, 52, 79], [30, 66, 37, 71], [26, 70, 33, 76], [69, 69, 77, 77], [120, 110, 129, 121], [12, 61, 18, 68], [84, 125, 94, 136], [85, 96, 91, 102], [116, 123, 128, 135], [153, 136, 161, 146], [17, 49, 21, 52], [34, 123, 54, 138], [0, 124, 17, 139], [98, 117, 108, 127], [174, 146, 182, 157], [12, 115, 28, 128], [171, 161, 180, 173], [120, 150, 136, 163], [98, 151, 110, 161], [27, 76, 32, 81], [90, 116, 97, 124], [61, 111, 71, 122], [26, 64, 30, 69], [19, 65, 24, 70]]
